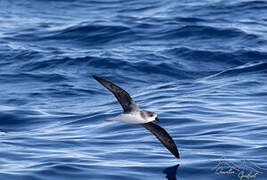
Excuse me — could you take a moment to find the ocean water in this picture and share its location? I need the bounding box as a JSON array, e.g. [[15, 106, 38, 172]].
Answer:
[[1, 0, 267, 179]]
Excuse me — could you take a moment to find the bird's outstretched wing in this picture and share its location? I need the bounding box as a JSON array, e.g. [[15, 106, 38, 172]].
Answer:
[[142, 122, 179, 159], [93, 75, 139, 113]]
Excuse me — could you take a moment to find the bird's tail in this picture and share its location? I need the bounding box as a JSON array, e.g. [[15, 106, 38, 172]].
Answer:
[[105, 118, 115, 121]]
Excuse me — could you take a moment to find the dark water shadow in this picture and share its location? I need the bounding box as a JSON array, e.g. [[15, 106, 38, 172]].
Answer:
[[163, 164, 179, 180]]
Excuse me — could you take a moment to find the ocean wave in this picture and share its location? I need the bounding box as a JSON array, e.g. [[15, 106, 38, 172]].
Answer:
[[205, 61, 267, 79], [1, 0, 267, 180]]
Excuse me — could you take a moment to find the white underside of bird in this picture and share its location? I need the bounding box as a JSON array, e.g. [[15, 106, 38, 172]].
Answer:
[[106, 111, 155, 124]]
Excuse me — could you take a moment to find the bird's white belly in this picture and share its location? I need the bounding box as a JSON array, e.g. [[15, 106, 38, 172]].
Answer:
[[107, 113, 152, 124]]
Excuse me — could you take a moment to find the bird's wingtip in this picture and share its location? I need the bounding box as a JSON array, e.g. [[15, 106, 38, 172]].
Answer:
[[92, 75, 102, 82], [173, 147, 180, 159], [175, 152, 180, 159]]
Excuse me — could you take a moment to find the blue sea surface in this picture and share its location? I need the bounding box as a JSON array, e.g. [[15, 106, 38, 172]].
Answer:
[[1, 0, 267, 179]]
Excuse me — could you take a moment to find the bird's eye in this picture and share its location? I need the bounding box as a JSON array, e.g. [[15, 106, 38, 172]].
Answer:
[[150, 115, 153, 117]]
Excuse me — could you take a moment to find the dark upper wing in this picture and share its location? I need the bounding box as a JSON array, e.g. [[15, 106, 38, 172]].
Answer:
[[93, 75, 138, 113], [142, 122, 179, 159]]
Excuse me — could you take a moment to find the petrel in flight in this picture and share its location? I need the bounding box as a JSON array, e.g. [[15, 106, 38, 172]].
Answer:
[[93, 75, 179, 159]]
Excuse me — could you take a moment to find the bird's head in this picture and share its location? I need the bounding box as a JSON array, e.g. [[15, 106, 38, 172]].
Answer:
[[142, 111, 160, 122]]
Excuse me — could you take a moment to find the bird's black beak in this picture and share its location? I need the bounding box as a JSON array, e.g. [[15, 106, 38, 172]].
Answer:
[[155, 117, 160, 122]]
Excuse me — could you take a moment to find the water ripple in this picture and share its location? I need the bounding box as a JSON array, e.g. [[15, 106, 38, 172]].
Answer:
[[1, 0, 267, 180]]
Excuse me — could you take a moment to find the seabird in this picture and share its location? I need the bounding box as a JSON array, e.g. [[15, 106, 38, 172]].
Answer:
[[93, 75, 179, 159]]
